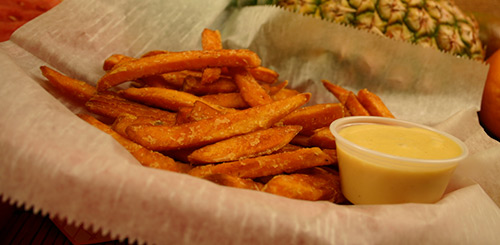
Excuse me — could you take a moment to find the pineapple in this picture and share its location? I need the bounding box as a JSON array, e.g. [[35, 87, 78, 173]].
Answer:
[[258, 0, 485, 60]]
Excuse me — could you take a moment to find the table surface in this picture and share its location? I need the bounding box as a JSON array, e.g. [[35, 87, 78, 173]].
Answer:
[[0, 200, 130, 245]]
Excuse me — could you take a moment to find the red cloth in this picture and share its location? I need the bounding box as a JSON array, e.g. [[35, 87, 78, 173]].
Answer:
[[0, 0, 61, 41]]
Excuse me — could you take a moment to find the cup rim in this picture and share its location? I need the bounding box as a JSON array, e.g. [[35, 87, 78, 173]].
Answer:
[[330, 116, 469, 166]]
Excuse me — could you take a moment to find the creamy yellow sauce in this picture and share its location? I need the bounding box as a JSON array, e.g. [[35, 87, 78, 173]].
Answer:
[[339, 124, 463, 160], [336, 123, 464, 204]]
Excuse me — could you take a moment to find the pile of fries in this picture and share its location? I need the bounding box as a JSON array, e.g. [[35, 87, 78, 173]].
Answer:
[[40, 29, 394, 204]]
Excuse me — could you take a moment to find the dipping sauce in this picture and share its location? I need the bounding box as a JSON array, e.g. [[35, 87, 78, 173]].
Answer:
[[339, 124, 463, 160], [330, 117, 468, 205]]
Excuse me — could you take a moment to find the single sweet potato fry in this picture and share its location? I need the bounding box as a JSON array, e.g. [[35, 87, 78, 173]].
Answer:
[[132, 148, 192, 172], [260, 83, 271, 94], [201, 92, 249, 109], [201, 29, 223, 84], [187, 100, 224, 122], [308, 127, 336, 149], [139, 75, 180, 89], [118, 87, 225, 112], [201, 28, 223, 50], [187, 125, 303, 164], [40, 66, 96, 103], [103, 54, 135, 71], [183, 76, 238, 95], [140, 50, 170, 58], [321, 149, 338, 167], [126, 93, 311, 151], [201, 67, 222, 84], [269, 80, 289, 95], [163, 148, 196, 163], [111, 114, 168, 138], [248, 66, 279, 84], [175, 101, 225, 125], [97, 49, 261, 91], [290, 134, 311, 147], [119, 87, 198, 111], [271, 88, 300, 101], [175, 106, 194, 125], [231, 67, 273, 107], [357, 88, 395, 118], [345, 91, 370, 116], [188, 147, 334, 178], [262, 167, 345, 203], [279, 103, 345, 135], [202, 174, 263, 191], [141, 70, 202, 90], [77, 114, 191, 173], [274, 144, 303, 153], [85, 92, 177, 123], [321, 80, 349, 104]]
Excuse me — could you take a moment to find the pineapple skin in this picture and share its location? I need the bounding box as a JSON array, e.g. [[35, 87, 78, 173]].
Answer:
[[272, 0, 485, 60]]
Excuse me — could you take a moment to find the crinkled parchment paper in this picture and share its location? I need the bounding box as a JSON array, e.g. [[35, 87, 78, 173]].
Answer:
[[0, 0, 499, 244]]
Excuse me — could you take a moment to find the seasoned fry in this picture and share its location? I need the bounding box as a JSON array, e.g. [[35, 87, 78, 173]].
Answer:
[[269, 80, 289, 95], [345, 91, 370, 116], [111, 114, 167, 138], [40, 66, 96, 103], [97, 49, 261, 91], [321, 80, 349, 104], [201, 29, 223, 84], [145, 70, 203, 89], [259, 83, 272, 94], [187, 125, 303, 164], [290, 134, 311, 147], [249, 66, 279, 84], [321, 149, 338, 167], [85, 92, 177, 123], [201, 92, 249, 109], [308, 127, 336, 149], [126, 93, 311, 151], [118, 87, 228, 112], [357, 88, 395, 118], [103, 54, 135, 71], [139, 75, 180, 89], [274, 144, 304, 153], [77, 114, 192, 173], [119, 87, 199, 111], [183, 75, 238, 95], [141, 50, 170, 58], [231, 67, 273, 107], [262, 167, 345, 203], [279, 103, 345, 135], [201, 67, 222, 84], [175, 106, 194, 125], [188, 147, 334, 178], [176, 101, 225, 125], [171, 70, 203, 79], [271, 88, 300, 101], [186, 100, 224, 122], [202, 174, 263, 191], [201, 29, 223, 50], [163, 148, 196, 163]]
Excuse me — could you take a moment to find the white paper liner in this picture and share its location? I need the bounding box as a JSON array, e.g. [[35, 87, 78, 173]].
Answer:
[[1, 0, 499, 244]]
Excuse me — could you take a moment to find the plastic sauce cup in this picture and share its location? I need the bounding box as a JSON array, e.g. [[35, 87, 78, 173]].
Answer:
[[330, 116, 468, 205]]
